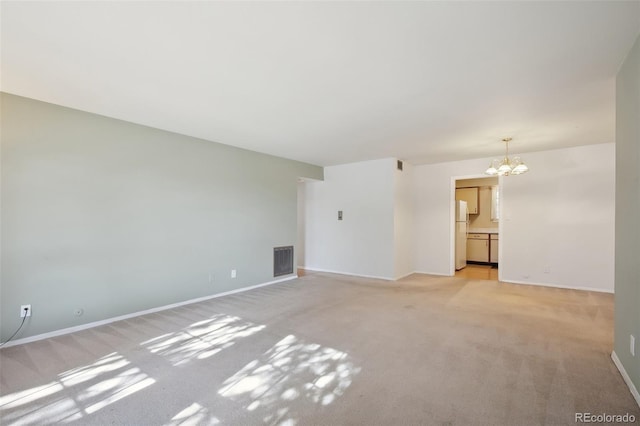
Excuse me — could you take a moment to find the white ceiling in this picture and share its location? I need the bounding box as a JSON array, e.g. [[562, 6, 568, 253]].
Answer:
[[2, 1, 639, 166]]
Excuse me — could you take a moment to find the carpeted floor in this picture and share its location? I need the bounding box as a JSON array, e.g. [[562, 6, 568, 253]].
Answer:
[[1, 272, 638, 425]]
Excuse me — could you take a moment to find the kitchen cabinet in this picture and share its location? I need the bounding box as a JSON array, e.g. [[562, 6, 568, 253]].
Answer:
[[467, 233, 499, 264], [490, 234, 499, 263], [467, 233, 489, 262], [456, 187, 479, 214]]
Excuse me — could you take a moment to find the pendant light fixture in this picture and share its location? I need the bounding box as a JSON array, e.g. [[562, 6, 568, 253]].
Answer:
[[485, 137, 529, 176]]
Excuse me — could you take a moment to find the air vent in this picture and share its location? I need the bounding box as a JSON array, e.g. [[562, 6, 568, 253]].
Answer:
[[397, 160, 403, 171], [274, 246, 294, 277]]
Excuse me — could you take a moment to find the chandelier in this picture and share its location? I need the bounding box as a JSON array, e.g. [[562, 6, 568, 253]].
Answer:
[[485, 137, 529, 176]]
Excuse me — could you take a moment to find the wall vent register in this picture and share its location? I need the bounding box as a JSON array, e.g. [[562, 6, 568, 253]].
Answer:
[[274, 246, 294, 277]]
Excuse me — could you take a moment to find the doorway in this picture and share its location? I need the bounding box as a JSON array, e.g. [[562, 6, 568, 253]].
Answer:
[[296, 177, 321, 277], [452, 176, 500, 281], [297, 179, 307, 277]]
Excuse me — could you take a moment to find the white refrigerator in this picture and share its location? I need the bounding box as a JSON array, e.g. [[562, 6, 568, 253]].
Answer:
[[455, 200, 468, 270]]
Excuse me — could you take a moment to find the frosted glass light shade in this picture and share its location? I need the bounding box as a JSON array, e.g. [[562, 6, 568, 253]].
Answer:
[[485, 160, 499, 175], [512, 163, 529, 174], [497, 162, 512, 175], [511, 157, 529, 175]]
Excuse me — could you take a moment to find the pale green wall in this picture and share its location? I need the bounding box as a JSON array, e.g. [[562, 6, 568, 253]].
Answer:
[[0, 93, 322, 341], [615, 34, 640, 393]]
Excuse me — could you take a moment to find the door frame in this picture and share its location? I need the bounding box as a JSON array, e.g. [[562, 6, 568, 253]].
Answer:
[[450, 174, 503, 280]]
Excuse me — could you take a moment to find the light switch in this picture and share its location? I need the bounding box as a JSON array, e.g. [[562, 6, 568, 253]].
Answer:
[[338, 211, 343, 220]]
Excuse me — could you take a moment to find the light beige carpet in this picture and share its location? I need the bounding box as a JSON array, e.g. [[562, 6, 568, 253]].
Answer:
[[1, 272, 638, 425]]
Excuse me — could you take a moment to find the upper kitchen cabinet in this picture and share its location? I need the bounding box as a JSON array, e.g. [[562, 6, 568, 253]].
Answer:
[[456, 187, 479, 214]]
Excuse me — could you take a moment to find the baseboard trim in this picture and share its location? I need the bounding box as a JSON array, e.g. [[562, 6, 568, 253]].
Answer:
[[502, 279, 614, 294], [413, 270, 453, 277], [1, 275, 298, 349], [394, 271, 416, 280], [301, 267, 393, 281], [611, 351, 640, 408]]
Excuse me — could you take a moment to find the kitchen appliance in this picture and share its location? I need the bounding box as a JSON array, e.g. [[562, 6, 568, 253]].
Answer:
[[455, 200, 468, 270]]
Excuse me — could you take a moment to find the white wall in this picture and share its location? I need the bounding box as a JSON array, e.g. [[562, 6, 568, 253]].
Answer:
[[500, 144, 615, 292], [394, 162, 414, 279], [413, 160, 467, 276], [413, 143, 616, 292], [304, 159, 396, 279], [303, 144, 615, 292]]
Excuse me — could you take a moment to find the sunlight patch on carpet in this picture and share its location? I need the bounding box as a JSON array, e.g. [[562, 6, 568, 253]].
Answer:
[[0, 352, 155, 424], [141, 313, 265, 366], [168, 402, 220, 426], [218, 334, 360, 425]]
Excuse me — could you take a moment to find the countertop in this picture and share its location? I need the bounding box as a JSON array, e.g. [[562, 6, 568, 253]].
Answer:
[[468, 228, 499, 234]]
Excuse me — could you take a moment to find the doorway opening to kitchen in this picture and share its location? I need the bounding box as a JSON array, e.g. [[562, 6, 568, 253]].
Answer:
[[452, 176, 500, 281]]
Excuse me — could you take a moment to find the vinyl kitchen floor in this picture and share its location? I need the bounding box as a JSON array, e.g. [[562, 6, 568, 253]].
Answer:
[[455, 264, 499, 281]]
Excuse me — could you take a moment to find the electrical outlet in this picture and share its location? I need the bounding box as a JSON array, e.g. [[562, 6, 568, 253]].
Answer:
[[631, 335, 636, 357], [20, 304, 31, 318], [543, 266, 551, 274], [231, 269, 237, 278], [208, 273, 213, 284]]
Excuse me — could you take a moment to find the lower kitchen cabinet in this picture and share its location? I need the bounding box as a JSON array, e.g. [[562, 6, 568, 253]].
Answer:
[[467, 233, 499, 264], [490, 234, 499, 263], [467, 234, 489, 262]]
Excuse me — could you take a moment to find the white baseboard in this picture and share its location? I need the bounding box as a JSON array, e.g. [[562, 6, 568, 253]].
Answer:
[[611, 351, 640, 408], [503, 279, 614, 294], [301, 267, 393, 281], [302, 268, 613, 294], [413, 270, 453, 277], [1, 275, 298, 349], [394, 271, 416, 280]]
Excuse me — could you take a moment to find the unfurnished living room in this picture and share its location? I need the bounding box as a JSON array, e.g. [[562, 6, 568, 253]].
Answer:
[[1, 1, 639, 425]]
